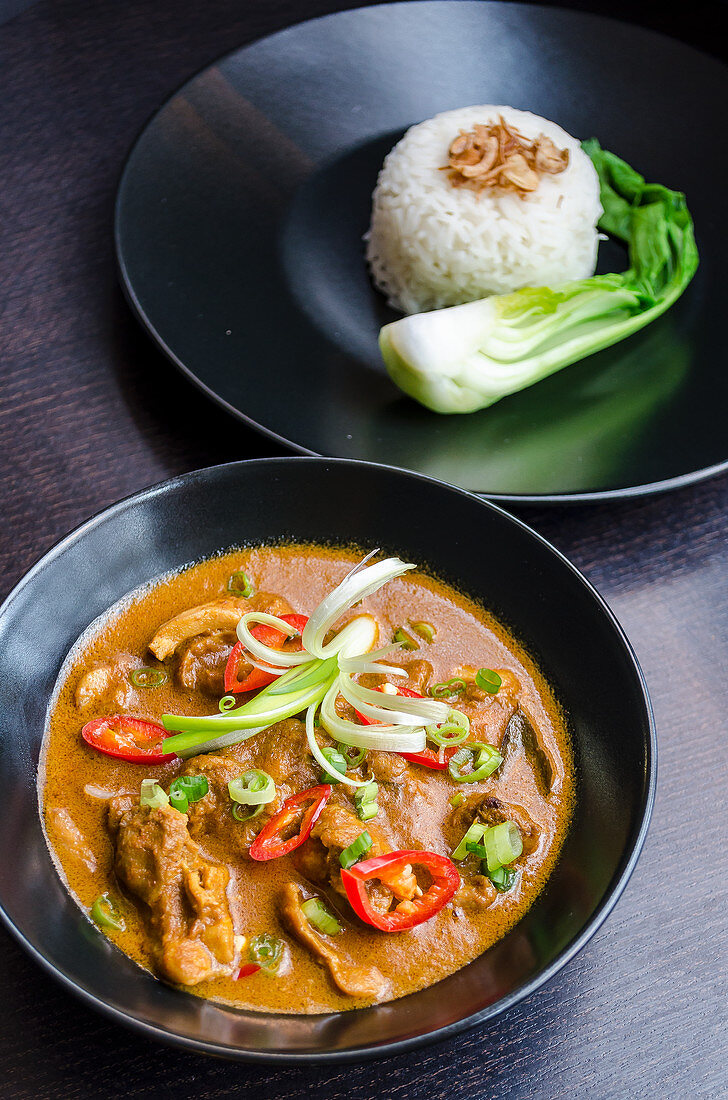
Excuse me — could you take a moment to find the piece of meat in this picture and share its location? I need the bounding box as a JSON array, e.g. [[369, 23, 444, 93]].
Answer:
[[183, 719, 319, 857], [500, 710, 554, 796], [47, 808, 97, 873], [294, 798, 388, 899], [280, 882, 391, 1001], [107, 796, 235, 986], [175, 630, 236, 696], [445, 793, 540, 863], [74, 659, 136, 713], [148, 591, 292, 660]]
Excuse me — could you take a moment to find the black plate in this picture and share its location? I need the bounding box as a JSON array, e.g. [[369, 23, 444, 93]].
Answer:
[[0, 458, 654, 1060], [115, 1, 727, 503]]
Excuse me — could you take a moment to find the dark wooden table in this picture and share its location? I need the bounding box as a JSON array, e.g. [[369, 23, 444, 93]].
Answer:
[[2, 2, 727, 1096]]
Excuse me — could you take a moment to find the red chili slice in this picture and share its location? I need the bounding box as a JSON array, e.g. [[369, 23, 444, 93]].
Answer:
[[224, 613, 308, 693], [248, 784, 331, 862], [356, 685, 456, 770], [81, 715, 175, 763], [235, 963, 261, 979], [341, 850, 460, 932]]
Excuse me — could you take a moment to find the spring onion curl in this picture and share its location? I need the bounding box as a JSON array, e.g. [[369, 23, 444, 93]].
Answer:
[[379, 142, 699, 414], [161, 554, 464, 762]]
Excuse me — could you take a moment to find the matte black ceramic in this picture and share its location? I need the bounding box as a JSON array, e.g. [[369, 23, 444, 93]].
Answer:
[[114, 1, 727, 502], [0, 459, 655, 1061]]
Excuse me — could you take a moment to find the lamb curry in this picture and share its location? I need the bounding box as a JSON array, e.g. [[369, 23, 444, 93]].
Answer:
[[40, 545, 574, 1013]]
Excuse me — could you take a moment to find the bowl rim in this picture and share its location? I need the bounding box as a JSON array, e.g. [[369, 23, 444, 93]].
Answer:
[[0, 456, 657, 1062]]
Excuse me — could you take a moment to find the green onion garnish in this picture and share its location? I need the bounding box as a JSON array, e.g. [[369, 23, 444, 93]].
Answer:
[[168, 774, 209, 815], [229, 769, 275, 808], [228, 570, 254, 597], [475, 668, 502, 694], [129, 667, 168, 689], [426, 707, 470, 747], [90, 894, 125, 932], [488, 865, 518, 892], [338, 742, 366, 768], [448, 742, 503, 783], [354, 782, 379, 822], [451, 821, 487, 860], [410, 620, 436, 643], [248, 933, 283, 974], [483, 821, 523, 873], [139, 779, 169, 809], [449, 793, 464, 808], [465, 841, 489, 859], [339, 830, 373, 870], [219, 694, 239, 712], [232, 803, 264, 822], [393, 627, 418, 651], [301, 897, 343, 937], [429, 678, 466, 699], [320, 745, 348, 784]]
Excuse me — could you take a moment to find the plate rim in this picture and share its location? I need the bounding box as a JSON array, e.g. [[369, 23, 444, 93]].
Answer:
[[0, 456, 657, 1060]]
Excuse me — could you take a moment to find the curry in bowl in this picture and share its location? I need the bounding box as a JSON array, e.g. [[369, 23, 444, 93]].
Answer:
[[40, 544, 574, 1013]]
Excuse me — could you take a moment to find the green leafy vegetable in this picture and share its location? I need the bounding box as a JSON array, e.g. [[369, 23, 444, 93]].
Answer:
[[379, 142, 698, 413]]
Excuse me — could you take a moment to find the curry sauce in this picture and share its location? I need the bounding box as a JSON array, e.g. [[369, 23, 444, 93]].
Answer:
[[39, 545, 574, 1013]]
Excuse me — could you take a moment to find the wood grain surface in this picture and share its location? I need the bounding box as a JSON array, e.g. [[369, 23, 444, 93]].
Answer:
[[1, 2, 727, 1097]]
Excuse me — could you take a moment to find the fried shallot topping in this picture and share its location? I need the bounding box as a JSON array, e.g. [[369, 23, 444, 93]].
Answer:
[[444, 117, 569, 197]]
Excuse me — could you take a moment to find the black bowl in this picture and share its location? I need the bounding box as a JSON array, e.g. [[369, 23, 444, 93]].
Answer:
[[0, 459, 655, 1061]]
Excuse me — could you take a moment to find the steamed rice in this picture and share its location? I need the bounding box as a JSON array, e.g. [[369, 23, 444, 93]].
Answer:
[[366, 105, 602, 315]]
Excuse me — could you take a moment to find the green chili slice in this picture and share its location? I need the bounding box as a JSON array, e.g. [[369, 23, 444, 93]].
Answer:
[[393, 627, 419, 651], [475, 668, 502, 694], [139, 779, 169, 809], [448, 742, 503, 783], [409, 620, 436, 643], [339, 830, 373, 870], [426, 708, 470, 747], [301, 897, 343, 936], [249, 933, 284, 974], [483, 821, 523, 872], [488, 865, 518, 892], [129, 667, 169, 689], [429, 678, 466, 699], [90, 893, 125, 932], [320, 745, 348, 784], [228, 570, 254, 597]]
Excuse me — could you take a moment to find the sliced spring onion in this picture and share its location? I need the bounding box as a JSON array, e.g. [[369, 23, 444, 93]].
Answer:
[[452, 821, 487, 860], [338, 742, 366, 768], [339, 674, 448, 726], [169, 789, 188, 813], [339, 830, 373, 870], [410, 620, 436, 643], [171, 774, 209, 803], [139, 779, 169, 809], [90, 894, 126, 932], [465, 841, 489, 859], [232, 803, 264, 822], [476, 668, 502, 694], [429, 678, 466, 699], [219, 695, 239, 712], [228, 769, 275, 806], [301, 557, 415, 659], [305, 705, 369, 789], [449, 793, 464, 808], [354, 782, 379, 821], [237, 612, 309, 668], [426, 708, 470, 747], [228, 570, 254, 597], [301, 897, 343, 936], [320, 745, 348, 784], [488, 865, 518, 892], [448, 742, 503, 783], [248, 933, 283, 974], [393, 627, 418, 651], [129, 667, 168, 689], [483, 821, 523, 873]]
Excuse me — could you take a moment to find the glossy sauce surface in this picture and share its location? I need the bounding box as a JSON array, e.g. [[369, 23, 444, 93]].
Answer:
[[40, 545, 574, 1013]]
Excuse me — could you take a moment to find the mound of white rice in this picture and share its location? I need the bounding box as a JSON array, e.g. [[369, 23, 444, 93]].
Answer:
[[366, 105, 602, 315]]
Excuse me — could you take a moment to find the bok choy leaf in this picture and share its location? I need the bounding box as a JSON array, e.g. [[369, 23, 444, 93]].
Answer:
[[379, 141, 698, 414]]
